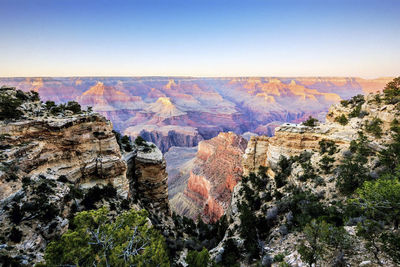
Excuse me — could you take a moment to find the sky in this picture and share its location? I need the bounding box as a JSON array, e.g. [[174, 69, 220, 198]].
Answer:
[[0, 0, 399, 78]]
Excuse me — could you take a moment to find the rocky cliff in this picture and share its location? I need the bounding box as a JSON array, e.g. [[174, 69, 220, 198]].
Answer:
[[124, 125, 204, 153], [0, 88, 128, 200], [211, 91, 400, 266], [0, 87, 169, 264], [167, 132, 247, 223], [243, 93, 396, 177], [125, 142, 169, 213]]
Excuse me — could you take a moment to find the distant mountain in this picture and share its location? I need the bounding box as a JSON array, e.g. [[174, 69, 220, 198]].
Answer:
[[0, 77, 392, 152]]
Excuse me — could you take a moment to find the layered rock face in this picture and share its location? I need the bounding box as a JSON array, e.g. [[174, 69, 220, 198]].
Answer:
[[0, 77, 392, 152], [243, 92, 397, 176], [0, 88, 170, 264], [0, 91, 128, 201], [167, 132, 247, 223], [125, 143, 169, 212], [210, 91, 400, 266], [124, 125, 203, 153]]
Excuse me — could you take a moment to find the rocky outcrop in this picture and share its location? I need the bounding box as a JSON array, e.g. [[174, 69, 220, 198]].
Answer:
[[0, 91, 128, 201], [124, 125, 204, 153], [207, 89, 400, 266], [0, 88, 170, 264], [167, 132, 247, 223], [125, 142, 170, 213], [242, 135, 270, 176], [243, 93, 397, 176]]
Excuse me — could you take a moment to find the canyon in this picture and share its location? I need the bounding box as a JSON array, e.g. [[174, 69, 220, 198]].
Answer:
[[1, 80, 400, 266], [0, 77, 392, 152]]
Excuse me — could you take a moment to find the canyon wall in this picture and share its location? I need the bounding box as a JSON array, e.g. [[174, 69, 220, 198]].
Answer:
[[243, 92, 397, 178], [167, 132, 247, 223], [210, 90, 400, 266], [0, 77, 392, 152], [0, 87, 169, 264], [125, 144, 169, 212]]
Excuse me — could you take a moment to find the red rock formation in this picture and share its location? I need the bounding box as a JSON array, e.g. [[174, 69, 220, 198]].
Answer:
[[168, 132, 247, 223]]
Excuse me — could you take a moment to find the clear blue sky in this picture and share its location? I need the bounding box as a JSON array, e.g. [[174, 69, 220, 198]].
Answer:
[[0, 0, 399, 77]]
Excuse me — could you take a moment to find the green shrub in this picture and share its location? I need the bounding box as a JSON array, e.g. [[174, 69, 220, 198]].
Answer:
[[274, 253, 285, 262], [281, 187, 328, 229], [356, 219, 384, 265], [220, 238, 240, 266], [186, 248, 212, 267], [0, 94, 22, 120], [365, 117, 383, 138], [9, 203, 23, 224], [340, 100, 349, 107], [349, 94, 365, 105], [390, 119, 400, 134], [348, 104, 362, 118], [297, 220, 327, 267], [302, 116, 319, 127], [381, 231, 400, 265], [355, 176, 400, 228], [9, 227, 22, 243], [383, 77, 400, 104], [274, 156, 293, 188], [374, 94, 382, 104], [121, 135, 133, 152], [65, 101, 81, 114], [81, 184, 117, 210], [298, 160, 318, 182], [319, 139, 338, 155], [298, 220, 352, 267], [45, 100, 56, 110], [15, 90, 29, 101], [335, 114, 348, 125], [319, 155, 335, 174], [380, 132, 400, 170], [134, 136, 147, 146], [336, 133, 371, 195], [30, 91, 40, 101]]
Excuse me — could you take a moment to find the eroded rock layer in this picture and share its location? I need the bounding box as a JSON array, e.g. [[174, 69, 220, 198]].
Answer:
[[167, 132, 247, 222], [243, 93, 397, 176], [125, 144, 169, 212], [0, 88, 170, 264]]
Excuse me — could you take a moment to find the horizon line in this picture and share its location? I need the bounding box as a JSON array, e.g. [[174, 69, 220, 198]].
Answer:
[[0, 75, 396, 79]]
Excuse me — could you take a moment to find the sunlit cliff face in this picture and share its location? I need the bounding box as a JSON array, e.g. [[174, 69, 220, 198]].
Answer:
[[168, 132, 247, 222]]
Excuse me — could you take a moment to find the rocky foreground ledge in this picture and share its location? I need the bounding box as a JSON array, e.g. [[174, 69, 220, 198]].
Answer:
[[0, 87, 170, 264]]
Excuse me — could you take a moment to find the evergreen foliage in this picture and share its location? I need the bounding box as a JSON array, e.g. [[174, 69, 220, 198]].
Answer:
[[334, 114, 348, 125], [302, 116, 318, 127], [186, 248, 213, 267], [0, 94, 23, 120], [383, 77, 400, 104], [336, 133, 371, 195], [45, 207, 169, 267], [365, 117, 383, 138]]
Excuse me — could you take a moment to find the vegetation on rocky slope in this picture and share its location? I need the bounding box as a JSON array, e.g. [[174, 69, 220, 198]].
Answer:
[[207, 77, 400, 266]]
